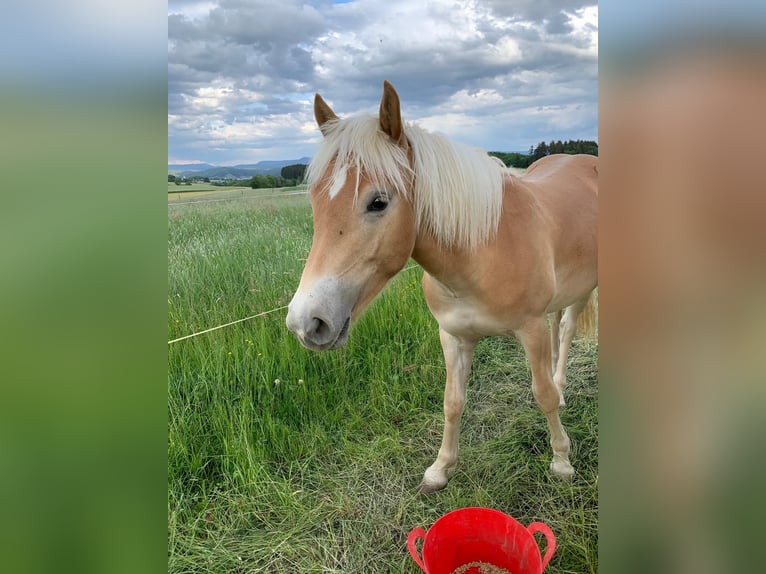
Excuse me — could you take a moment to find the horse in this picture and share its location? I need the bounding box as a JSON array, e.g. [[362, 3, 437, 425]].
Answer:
[[286, 81, 597, 492]]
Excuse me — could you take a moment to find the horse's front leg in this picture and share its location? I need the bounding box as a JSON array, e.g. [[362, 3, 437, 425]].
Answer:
[[517, 317, 575, 479], [420, 328, 477, 493]]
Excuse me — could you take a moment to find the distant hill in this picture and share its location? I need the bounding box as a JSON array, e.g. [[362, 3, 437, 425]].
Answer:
[[169, 157, 311, 179], [167, 163, 216, 173]]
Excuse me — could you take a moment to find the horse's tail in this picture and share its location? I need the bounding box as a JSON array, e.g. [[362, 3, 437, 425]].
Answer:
[[577, 289, 598, 339]]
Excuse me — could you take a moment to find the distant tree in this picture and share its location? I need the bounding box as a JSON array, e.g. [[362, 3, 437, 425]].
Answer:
[[250, 174, 281, 189], [168, 174, 177, 182], [550, 140, 564, 154], [488, 151, 532, 168], [250, 174, 265, 189], [281, 164, 307, 181], [529, 140, 598, 161], [530, 141, 548, 161]]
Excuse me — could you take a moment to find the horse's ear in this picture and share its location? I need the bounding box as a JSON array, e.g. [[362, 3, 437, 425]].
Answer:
[[379, 80, 405, 144], [314, 93, 338, 135]]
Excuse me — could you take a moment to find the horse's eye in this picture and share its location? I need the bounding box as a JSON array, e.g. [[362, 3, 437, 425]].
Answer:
[[367, 196, 389, 212]]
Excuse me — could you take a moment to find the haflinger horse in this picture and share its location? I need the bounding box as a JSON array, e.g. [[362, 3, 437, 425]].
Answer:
[[286, 81, 597, 492]]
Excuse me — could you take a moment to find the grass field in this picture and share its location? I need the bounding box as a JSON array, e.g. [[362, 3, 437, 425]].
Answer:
[[168, 190, 598, 573], [168, 183, 308, 203]]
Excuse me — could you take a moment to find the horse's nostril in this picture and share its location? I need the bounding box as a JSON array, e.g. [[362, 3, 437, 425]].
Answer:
[[310, 317, 329, 338]]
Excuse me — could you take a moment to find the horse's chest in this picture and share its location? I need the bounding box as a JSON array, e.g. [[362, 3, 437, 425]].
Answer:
[[442, 306, 511, 337], [425, 289, 514, 338], [421, 270, 534, 337]]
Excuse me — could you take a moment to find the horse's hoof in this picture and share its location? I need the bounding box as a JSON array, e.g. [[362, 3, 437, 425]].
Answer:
[[420, 467, 449, 493], [550, 459, 575, 481], [419, 480, 446, 494]]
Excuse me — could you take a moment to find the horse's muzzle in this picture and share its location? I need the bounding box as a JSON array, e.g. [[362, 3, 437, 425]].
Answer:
[[286, 277, 354, 351]]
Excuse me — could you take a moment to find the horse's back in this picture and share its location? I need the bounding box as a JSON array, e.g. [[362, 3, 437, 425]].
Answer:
[[523, 154, 598, 193], [519, 154, 597, 220]]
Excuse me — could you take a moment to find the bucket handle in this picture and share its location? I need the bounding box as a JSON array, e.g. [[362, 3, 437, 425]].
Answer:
[[527, 522, 557, 571], [407, 527, 428, 572]]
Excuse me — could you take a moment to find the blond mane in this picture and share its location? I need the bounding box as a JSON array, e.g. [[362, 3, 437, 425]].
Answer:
[[306, 114, 506, 249]]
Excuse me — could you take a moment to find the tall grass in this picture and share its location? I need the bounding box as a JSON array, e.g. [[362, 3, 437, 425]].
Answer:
[[168, 193, 597, 573]]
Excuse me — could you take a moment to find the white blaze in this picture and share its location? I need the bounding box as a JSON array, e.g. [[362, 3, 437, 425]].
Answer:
[[328, 165, 347, 199]]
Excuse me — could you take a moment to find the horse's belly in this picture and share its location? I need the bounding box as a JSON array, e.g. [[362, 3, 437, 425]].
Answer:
[[547, 264, 598, 312]]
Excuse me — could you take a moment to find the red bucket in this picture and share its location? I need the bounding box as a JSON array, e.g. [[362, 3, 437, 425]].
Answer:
[[407, 507, 556, 574]]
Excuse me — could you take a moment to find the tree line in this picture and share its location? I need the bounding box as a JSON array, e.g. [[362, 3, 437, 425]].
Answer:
[[248, 164, 307, 189], [489, 139, 598, 168], [169, 164, 309, 189], [168, 174, 209, 185]]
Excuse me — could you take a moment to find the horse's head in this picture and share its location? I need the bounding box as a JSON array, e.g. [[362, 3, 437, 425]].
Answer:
[[286, 81, 416, 351]]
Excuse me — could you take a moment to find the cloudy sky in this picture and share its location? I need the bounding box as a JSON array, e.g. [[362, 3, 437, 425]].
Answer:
[[168, 0, 597, 166]]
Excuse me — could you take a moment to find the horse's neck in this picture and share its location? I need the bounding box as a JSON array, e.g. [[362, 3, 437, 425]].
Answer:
[[411, 232, 474, 291], [410, 178, 545, 296], [410, 175, 527, 289]]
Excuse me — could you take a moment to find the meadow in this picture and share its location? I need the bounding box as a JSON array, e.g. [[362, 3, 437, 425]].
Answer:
[[168, 189, 598, 573], [168, 183, 308, 203]]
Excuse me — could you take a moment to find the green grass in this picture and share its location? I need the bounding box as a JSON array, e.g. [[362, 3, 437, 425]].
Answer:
[[168, 193, 598, 573], [169, 183, 229, 193], [168, 184, 308, 203]]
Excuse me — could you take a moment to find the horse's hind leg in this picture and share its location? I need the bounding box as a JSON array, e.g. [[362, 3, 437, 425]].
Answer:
[[549, 309, 563, 377], [517, 317, 574, 479], [420, 328, 477, 493], [553, 297, 589, 407]]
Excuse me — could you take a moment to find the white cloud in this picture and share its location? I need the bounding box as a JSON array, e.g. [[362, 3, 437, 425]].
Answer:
[[567, 5, 598, 57], [485, 36, 524, 65], [168, 1, 216, 20]]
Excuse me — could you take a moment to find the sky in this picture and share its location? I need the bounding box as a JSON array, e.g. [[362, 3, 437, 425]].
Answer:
[[168, 0, 598, 166]]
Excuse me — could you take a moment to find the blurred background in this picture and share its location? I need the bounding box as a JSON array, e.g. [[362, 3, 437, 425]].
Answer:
[[600, 1, 766, 572], [0, 2, 167, 573], [0, 1, 764, 572]]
